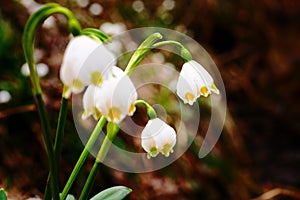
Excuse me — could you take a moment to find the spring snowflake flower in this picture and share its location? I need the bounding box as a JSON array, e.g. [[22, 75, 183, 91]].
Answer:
[[60, 35, 116, 98], [141, 118, 176, 159], [82, 85, 102, 120], [82, 66, 137, 123], [176, 60, 219, 105]]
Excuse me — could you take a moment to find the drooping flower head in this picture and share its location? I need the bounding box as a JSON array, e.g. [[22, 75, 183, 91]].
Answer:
[[141, 118, 176, 159], [82, 66, 137, 124], [176, 60, 219, 105], [60, 35, 116, 98]]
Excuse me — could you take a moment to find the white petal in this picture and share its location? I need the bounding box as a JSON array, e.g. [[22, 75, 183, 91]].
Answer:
[[188, 60, 219, 96], [94, 67, 137, 123], [82, 85, 96, 120], [154, 121, 176, 157], [60, 36, 116, 97], [141, 119, 160, 158], [78, 44, 116, 86], [141, 118, 176, 158], [60, 36, 99, 85], [176, 64, 199, 105], [189, 60, 214, 85]]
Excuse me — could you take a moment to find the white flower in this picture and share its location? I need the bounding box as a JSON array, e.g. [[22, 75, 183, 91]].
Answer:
[[82, 85, 101, 120], [141, 118, 176, 159], [87, 66, 138, 124], [60, 35, 116, 98], [176, 60, 219, 105]]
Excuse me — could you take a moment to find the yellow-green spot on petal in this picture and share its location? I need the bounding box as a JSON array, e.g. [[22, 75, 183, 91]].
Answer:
[[147, 146, 159, 159], [81, 109, 90, 120], [161, 143, 173, 157], [200, 86, 209, 97], [128, 104, 136, 115], [211, 83, 220, 94], [93, 106, 102, 120], [62, 85, 71, 98], [90, 71, 103, 86], [108, 107, 122, 122], [73, 78, 83, 90], [185, 92, 195, 102]]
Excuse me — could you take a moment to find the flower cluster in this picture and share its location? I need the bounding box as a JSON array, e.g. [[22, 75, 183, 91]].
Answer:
[[82, 67, 137, 124], [60, 36, 137, 124], [60, 35, 219, 159]]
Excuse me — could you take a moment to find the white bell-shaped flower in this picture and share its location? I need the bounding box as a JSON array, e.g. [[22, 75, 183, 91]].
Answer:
[[82, 85, 102, 120], [141, 118, 176, 159], [93, 66, 137, 124], [60, 35, 116, 98], [176, 60, 219, 105]]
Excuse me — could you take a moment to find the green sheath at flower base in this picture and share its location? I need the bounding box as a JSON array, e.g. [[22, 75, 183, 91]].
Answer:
[[80, 28, 112, 43], [152, 40, 192, 62]]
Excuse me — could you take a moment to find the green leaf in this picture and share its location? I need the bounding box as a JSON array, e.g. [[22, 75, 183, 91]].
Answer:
[[0, 188, 7, 200], [90, 186, 132, 200]]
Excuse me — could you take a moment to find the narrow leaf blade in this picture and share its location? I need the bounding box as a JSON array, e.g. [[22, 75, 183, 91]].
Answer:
[[90, 186, 132, 200]]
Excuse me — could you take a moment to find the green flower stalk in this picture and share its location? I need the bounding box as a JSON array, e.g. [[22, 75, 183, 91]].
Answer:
[[23, 3, 81, 95], [134, 100, 157, 120], [151, 40, 192, 62], [22, 3, 81, 200], [78, 122, 120, 200], [60, 116, 107, 200], [125, 32, 163, 76]]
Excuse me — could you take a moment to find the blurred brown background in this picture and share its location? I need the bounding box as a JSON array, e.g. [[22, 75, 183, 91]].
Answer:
[[0, 0, 300, 199]]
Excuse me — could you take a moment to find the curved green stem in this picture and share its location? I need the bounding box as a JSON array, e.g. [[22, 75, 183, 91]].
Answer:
[[60, 116, 107, 200], [78, 123, 119, 200], [134, 100, 157, 120], [152, 40, 192, 62], [22, 4, 81, 200], [80, 28, 111, 43], [23, 3, 81, 95], [125, 32, 163, 76]]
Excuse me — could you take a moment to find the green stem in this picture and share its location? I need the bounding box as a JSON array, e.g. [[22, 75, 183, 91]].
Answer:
[[22, 4, 81, 200], [60, 116, 107, 200], [36, 94, 59, 200], [134, 100, 157, 120], [125, 32, 163, 76], [78, 162, 101, 200], [152, 40, 192, 62], [54, 97, 69, 163], [44, 86, 69, 200], [23, 3, 81, 95], [78, 123, 119, 200]]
